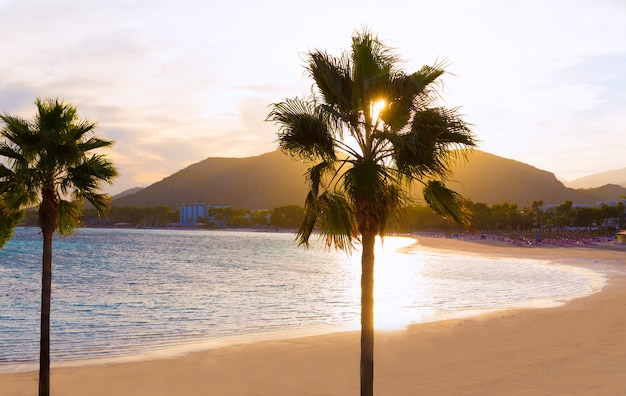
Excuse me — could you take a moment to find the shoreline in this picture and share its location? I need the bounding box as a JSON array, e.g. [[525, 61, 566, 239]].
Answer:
[[0, 234, 604, 374], [2, 236, 626, 395]]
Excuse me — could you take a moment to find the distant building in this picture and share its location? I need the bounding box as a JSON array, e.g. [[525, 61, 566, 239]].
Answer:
[[179, 201, 229, 226], [539, 203, 593, 212], [179, 201, 208, 226]]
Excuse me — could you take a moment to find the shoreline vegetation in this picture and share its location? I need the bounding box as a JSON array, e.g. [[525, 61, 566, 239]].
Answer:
[[15, 197, 626, 239], [1, 236, 626, 395]]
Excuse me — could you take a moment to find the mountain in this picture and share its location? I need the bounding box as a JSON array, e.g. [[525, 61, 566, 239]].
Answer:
[[113, 150, 626, 210], [446, 151, 584, 207], [565, 168, 626, 189], [111, 187, 144, 200], [575, 184, 626, 203], [113, 151, 310, 210]]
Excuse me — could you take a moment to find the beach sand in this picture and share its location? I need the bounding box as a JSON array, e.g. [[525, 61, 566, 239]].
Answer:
[[2, 236, 626, 396]]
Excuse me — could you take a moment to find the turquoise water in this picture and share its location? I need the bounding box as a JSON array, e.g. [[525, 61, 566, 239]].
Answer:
[[0, 227, 600, 372]]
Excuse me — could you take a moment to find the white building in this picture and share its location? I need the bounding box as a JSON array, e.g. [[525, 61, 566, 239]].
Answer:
[[179, 201, 208, 226], [179, 202, 230, 226]]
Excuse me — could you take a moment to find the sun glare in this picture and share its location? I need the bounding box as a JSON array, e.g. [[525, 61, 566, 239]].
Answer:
[[350, 236, 435, 330], [371, 100, 386, 123]]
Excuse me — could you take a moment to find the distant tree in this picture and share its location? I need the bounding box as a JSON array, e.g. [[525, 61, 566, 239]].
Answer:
[[103, 205, 178, 227], [466, 201, 491, 231], [0, 98, 117, 396], [490, 202, 520, 232], [270, 205, 305, 228], [389, 204, 458, 232], [519, 206, 535, 230], [267, 30, 475, 396], [555, 200, 573, 229], [599, 203, 620, 231], [208, 206, 236, 226], [532, 200, 545, 231]]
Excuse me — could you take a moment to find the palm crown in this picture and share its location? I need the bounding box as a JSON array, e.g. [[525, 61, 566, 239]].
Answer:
[[0, 98, 117, 234], [267, 31, 476, 249]]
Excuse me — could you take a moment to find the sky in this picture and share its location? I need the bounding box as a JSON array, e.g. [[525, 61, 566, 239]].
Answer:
[[0, 0, 624, 195]]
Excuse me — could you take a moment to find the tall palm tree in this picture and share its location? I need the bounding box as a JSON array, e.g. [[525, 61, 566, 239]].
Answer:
[[267, 30, 475, 396], [0, 98, 118, 396]]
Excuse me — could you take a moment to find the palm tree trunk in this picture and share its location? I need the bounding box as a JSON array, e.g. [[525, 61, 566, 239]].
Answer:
[[38, 190, 57, 396], [360, 230, 376, 396], [39, 228, 53, 396]]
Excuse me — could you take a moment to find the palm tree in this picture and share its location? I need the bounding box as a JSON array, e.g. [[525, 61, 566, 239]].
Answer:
[[267, 30, 475, 396], [0, 98, 118, 396]]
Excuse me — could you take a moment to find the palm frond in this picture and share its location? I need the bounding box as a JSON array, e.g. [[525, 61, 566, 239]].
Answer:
[[76, 191, 111, 214], [313, 191, 358, 251], [412, 63, 446, 96], [377, 183, 406, 236], [0, 115, 40, 162], [305, 159, 336, 197], [378, 73, 414, 132], [66, 154, 118, 193], [386, 106, 475, 180], [0, 142, 24, 162], [57, 199, 82, 236], [342, 160, 389, 205], [0, 200, 24, 249], [68, 119, 98, 144], [423, 180, 471, 228], [0, 165, 39, 210], [296, 190, 321, 247], [267, 97, 336, 160], [78, 136, 114, 152], [307, 51, 353, 114], [342, 160, 406, 235]]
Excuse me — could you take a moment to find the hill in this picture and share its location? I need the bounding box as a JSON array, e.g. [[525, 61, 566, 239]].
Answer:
[[446, 151, 583, 207], [113, 150, 626, 210], [112, 187, 144, 200], [113, 151, 309, 210], [565, 167, 626, 189]]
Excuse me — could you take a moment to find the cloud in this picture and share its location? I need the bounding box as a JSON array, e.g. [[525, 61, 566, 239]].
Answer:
[[1, 0, 625, 194]]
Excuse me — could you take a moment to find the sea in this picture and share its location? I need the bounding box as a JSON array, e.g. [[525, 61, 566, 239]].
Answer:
[[0, 227, 603, 373]]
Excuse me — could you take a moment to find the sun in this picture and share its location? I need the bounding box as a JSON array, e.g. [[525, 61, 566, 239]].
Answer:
[[371, 99, 387, 123]]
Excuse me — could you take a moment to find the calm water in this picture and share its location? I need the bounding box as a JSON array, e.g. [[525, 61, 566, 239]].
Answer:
[[0, 227, 601, 372]]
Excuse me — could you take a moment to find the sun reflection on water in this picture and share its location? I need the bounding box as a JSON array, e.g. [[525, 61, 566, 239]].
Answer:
[[349, 236, 437, 330]]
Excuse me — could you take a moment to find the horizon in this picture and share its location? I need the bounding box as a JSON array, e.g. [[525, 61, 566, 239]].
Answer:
[[1, 0, 624, 195]]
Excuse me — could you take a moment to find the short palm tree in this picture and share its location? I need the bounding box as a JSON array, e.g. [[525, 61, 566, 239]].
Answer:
[[0, 98, 118, 396], [267, 30, 475, 396]]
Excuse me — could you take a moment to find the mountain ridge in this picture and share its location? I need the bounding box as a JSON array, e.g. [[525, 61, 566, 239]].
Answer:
[[565, 167, 626, 189], [113, 150, 626, 210]]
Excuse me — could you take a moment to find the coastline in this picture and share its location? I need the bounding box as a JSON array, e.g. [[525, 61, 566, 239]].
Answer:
[[2, 236, 626, 395]]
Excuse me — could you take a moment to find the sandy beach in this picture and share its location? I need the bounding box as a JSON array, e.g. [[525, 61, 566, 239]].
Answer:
[[2, 236, 625, 396]]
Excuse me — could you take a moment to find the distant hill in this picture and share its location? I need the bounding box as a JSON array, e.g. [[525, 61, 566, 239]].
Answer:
[[446, 151, 585, 207], [113, 151, 309, 210], [113, 150, 626, 210], [565, 167, 626, 189], [575, 184, 626, 203]]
